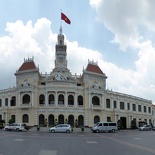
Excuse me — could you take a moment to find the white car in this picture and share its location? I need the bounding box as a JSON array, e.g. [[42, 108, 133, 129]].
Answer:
[[49, 124, 72, 133], [139, 125, 152, 131], [4, 123, 25, 131]]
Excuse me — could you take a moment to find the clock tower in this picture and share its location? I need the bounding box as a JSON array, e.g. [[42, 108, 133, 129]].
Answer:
[[55, 27, 67, 69]]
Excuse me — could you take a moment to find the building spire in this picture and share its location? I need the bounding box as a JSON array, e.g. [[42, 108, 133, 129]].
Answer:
[[59, 26, 63, 34]]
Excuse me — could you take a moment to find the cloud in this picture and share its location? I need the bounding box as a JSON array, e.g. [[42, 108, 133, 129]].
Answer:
[[89, 0, 155, 50], [89, 0, 155, 103], [0, 17, 155, 104], [0, 18, 103, 88]]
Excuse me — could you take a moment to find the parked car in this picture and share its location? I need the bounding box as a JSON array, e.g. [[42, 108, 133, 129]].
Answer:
[[139, 125, 152, 131], [4, 123, 25, 131], [91, 122, 117, 133], [49, 124, 72, 133]]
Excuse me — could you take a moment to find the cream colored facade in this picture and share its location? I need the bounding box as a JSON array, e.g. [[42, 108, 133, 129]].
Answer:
[[0, 30, 153, 128]]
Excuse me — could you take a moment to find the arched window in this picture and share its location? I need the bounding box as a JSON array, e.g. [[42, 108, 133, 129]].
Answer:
[[120, 102, 124, 110], [58, 94, 64, 105], [68, 95, 74, 105], [78, 95, 83, 105], [106, 99, 110, 108], [49, 94, 55, 104], [23, 114, 29, 123], [11, 115, 15, 123], [39, 94, 45, 104], [78, 115, 84, 127], [23, 94, 30, 104], [39, 114, 44, 127], [58, 114, 64, 124], [94, 116, 100, 124], [11, 96, 16, 106], [5, 98, 8, 106], [48, 114, 54, 126], [68, 115, 74, 127], [107, 117, 111, 122], [92, 96, 100, 106], [138, 105, 141, 112]]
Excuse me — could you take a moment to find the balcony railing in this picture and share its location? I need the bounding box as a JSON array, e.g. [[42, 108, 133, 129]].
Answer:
[[68, 105, 74, 108], [19, 103, 32, 108], [57, 104, 65, 107], [91, 105, 102, 110], [48, 104, 55, 107]]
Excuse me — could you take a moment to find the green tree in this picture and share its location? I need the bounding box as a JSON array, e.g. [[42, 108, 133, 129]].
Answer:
[[8, 119, 14, 125], [131, 118, 137, 129]]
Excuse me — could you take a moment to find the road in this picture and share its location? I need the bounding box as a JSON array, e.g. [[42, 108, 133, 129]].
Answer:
[[0, 128, 155, 155]]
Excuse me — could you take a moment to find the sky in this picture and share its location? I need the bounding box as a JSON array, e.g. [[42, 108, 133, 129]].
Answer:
[[0, 0, 155, 104]]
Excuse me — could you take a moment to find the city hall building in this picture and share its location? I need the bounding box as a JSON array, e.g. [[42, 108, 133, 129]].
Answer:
[[0, 29, 153, 128]]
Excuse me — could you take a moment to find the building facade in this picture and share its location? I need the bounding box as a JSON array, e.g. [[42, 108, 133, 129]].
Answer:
[[0, 30, 153, 128]]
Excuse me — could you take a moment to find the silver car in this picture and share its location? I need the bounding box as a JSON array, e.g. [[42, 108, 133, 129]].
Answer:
[[49, 124, 72, 133], [4, 123, 25, 131], [139, 125, 152, 131]]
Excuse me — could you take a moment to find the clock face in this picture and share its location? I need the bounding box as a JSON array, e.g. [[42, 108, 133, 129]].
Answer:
[[59, 58, 64, 63]]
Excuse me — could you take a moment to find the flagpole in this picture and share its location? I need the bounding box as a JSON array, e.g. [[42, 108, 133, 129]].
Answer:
[[60, 9, 62, 34]]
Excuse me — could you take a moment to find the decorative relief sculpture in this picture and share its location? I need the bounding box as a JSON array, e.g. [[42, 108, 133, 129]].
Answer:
[[93, 81, 99, 88], [55, 72, 67, 81]]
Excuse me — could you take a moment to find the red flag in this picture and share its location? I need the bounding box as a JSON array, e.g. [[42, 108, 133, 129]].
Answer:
[[61, 12, 71, 24]]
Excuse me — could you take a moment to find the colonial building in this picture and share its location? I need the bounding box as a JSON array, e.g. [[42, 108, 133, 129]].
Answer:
[[0, 29, 153, 128]]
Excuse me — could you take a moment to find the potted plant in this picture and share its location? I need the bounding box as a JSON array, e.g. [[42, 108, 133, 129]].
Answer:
[[74, 119, 78, 128], [37, 125, 40, 131], [81, 127, 84, 131]]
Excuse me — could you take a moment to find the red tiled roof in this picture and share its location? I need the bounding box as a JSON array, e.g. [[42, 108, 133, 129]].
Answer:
[[18, 61, 37, 71], [85, 63, 104, 75]]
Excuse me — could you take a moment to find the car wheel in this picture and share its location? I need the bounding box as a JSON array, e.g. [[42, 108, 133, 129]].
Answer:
[[16, 128, 19, 132], [66, 130, 70, 133], [96, 129, 100, 133], [5, 128, 8, 131], [112, 129, 115, 133], [51, 129, 55, 133]]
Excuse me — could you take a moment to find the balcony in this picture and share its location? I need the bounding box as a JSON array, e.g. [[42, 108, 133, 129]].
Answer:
[[77, 105, 84, 109], [48, 104, 55, 107], [39, 104, 46, 107], [68, 105, 74, 108], [57, 104, 65, 108], [91, 104, 103, 110], [19, 103, 32, 109]]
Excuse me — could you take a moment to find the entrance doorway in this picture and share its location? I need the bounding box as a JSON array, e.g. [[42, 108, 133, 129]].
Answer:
[[120, 117, 127, 129]]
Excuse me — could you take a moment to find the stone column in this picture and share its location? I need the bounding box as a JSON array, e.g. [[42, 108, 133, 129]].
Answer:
[[65, 91, 67, 107], [5, 112, 8, 125], [8, 95, 11, 107], [114, 115, 117, 122], [31, 91, 34, 107], [88, 93, 91, 108], [102, 94, 104, 109], [128, 115, 131, 128], [125, 101, 127, 111], [74, 92, 77, 108], [45, 91, 48, 107], [2, 112, 4, 120], [55, 91, 58, 107], [2, 97, 5, 107], [111, 96, 113, 109], [18, 92, 20, 107]]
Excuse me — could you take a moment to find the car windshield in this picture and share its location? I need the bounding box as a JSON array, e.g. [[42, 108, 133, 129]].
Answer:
[[94, 123, 100, 127]]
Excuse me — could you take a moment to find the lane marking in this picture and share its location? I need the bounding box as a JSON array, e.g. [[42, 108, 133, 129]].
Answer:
[[39, 150, 57, 155], [86, 141, 98, 144], [14, 139, 24, 142], [133, 138, 141, 140]]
